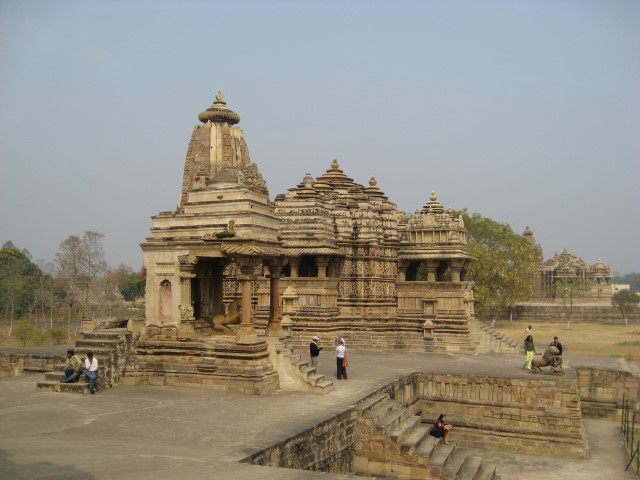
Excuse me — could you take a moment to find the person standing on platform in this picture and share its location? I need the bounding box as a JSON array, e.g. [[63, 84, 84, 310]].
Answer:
[[523, 335, 536, 370], [336, 339, 347, 380], [309, 336, 322, 368]]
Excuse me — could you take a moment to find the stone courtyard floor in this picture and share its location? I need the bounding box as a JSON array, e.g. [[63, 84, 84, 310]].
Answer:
[[0, 349, 635, 480]]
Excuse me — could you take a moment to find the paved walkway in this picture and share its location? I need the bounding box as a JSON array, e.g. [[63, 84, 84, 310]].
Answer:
[[0, 349, 635, 480]]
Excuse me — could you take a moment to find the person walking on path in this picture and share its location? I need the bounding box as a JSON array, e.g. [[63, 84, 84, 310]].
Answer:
[[83, 351, 99, 394], [309, 336, 322, 368], [336, 339, 347, 380], [523, 335, 536, 370], [61, 349, 83, 383], [550, 336, 563, 355]]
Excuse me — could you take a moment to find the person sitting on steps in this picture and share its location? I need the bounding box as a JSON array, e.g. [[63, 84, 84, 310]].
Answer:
[[430, 413, 453, 444], [83, 351, 99, 394], [61, 349, 83, 383]]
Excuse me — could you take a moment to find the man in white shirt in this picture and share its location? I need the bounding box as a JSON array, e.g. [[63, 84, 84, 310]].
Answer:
[[336, 339, 347, 380], [83, 351, 99, 394]]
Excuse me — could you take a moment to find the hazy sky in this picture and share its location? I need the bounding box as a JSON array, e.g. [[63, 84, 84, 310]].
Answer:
[[1, 0, 638, 275]]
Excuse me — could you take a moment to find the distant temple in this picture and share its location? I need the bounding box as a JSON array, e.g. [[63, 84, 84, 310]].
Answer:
[[137, 92, 475, 392], [522, 227, 612, 303]]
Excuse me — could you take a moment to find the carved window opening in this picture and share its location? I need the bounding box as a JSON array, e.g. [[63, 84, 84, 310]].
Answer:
[[159, 280, 172, 323], [299, 256, 318, 277], [405, 262, 427, 281], [460, 264, 468, 282], [436, 262, 451, 282], [281, 263, 291, 277]]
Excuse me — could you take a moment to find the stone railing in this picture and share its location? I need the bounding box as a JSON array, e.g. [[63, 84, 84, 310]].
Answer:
[[0, 353, 63, 378]]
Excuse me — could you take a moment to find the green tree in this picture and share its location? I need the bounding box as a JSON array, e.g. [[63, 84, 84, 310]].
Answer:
[[612, 289, 640, 325], [118, 268, 146, 304], [0, 242, 43, 333], [460, 211, 539, 321]]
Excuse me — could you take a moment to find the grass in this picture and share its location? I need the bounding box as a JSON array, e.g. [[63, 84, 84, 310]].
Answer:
[[489, 320, 640, 361]]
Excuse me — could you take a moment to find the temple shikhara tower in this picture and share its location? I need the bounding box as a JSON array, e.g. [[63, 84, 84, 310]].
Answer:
[[136, 92, 475, 392]]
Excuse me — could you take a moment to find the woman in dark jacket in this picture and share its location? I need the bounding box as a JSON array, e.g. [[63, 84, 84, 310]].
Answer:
[[429, 413, 452, 444]]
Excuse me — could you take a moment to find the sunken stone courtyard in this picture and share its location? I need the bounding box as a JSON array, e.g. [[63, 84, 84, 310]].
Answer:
[[1, 93, 638, 480]]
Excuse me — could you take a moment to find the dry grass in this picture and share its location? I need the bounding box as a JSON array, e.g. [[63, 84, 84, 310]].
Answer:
[[491, 320, 640, 361]]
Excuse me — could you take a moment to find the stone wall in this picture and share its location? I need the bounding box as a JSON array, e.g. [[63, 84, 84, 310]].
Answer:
[[511, 304, 638, 323], [575, 362, 640, 419], [0, 353, 63, 378], [418, 373, 588, 458], [241, 408, 357, 474]]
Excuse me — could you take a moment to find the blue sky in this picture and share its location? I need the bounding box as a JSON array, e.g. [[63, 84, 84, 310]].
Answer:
[[1, 0, 639, 274]]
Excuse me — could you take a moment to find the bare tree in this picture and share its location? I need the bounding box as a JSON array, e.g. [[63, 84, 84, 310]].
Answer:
[[35, 261, 59, 328], [56, 231, 108, 321]]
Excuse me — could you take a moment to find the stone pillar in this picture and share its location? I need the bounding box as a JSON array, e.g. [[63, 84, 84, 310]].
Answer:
[[236, 262, 259, 343], [266, 265, 284, 338], [426, 260, 438, 282], [397, 262, 408, 282], [316, 256, 329, 278], [177, 255, 197, 339], [450, 259, 465, 283], [289, 258, 300, 278]]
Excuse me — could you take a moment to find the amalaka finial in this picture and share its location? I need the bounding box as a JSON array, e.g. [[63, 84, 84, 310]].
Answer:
[[369, 177, 377, 187], [198, 90, 240, 124], [430, 191, 437, 201], [331, 159, 340, 170]]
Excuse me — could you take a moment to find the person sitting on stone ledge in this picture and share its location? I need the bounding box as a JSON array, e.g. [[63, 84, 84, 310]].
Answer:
[[83, 351, 99, 394], [430, 413, 452, 444], [550, 336, 563, 355], [61, 349, 83, 383]]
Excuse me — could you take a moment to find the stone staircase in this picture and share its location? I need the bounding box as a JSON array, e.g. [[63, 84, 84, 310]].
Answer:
[[429, 311, 476, 354], [267, 338, 334, 394], [468, 319, 521, 353], [354, 392, 504, 479], [37, 328, 134, 394]]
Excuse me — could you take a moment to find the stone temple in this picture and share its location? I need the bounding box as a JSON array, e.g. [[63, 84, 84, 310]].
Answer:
[[133, 91, 475, 393]]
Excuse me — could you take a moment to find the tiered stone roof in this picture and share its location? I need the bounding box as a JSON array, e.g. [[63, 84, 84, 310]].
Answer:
[[399, 191, 469, 260]]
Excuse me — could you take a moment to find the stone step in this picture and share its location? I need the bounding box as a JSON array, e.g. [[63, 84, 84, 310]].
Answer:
[[307, 373, 325, 386], [37, 380, 90, 394], [356, 392, 390, 416], [413, 433, 440, 460], [441, 447, 467, 480], [301, 366, 317, 376], [291, 359, 308, 369], [362, 399, 398, 425], [398, 423, 431, 455], [474, 461, 497, 480], [443, 452, 484, 480], [315, 380, 334, 393], [427, 440, 456, 470], [376, 406, 411, 434], [389, 415, 422, 442]]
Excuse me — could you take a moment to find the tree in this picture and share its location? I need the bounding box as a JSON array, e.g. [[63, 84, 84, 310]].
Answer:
[[56, 231, 108, 320], [118, 270, 145, 304], [612, 289, 640, 325], [460, 211, 540, 321], [553, 278, 581, 330], [0, 242, 43, 334]]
